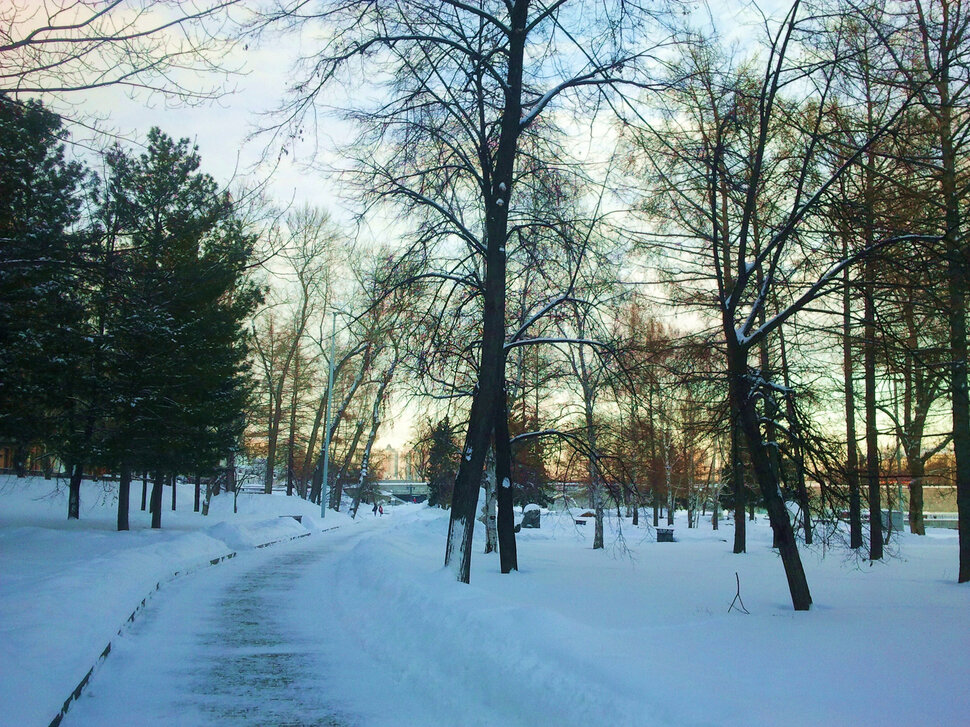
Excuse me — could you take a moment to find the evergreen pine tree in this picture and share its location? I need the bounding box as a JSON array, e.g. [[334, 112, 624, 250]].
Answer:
[[0, 95, 91, 482], [100, 128, 260, 527], [424, 417, 459, 509]]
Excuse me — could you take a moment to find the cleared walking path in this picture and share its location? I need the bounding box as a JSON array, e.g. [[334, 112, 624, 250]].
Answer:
[[63, 536, 352, 727]]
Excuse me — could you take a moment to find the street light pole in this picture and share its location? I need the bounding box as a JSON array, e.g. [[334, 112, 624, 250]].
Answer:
[[321, 310, 337, 519]]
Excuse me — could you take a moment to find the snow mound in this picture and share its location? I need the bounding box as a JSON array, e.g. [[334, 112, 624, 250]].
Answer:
[[204, 516, 309, 550]]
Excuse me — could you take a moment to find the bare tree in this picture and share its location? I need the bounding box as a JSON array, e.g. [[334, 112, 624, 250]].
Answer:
[[1, 1, 241, 102], [251, 0, 677, 583], [862, 0, 970, 581], [251, 206, 338, 493], [624, 3, 934, 609]]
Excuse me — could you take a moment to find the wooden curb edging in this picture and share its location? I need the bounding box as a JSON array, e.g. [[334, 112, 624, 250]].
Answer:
[[47, 526, 337, 727]]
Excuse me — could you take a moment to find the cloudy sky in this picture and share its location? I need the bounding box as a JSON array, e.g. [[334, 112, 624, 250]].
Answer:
[[41, 28, 342, 217]]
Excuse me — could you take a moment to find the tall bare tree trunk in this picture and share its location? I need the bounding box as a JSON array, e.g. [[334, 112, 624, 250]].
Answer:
[[864, 256, 883, 561], [843, 239, 863, 549], [327, 418, 367, 511], [935, 85, 970, 581], [779, 327, 811, 544], [117, 463, 131, 531], [444, 3, 527, 584], [732, 416, 745, 553], [286, 355, 301, 497], [494, 393, 518, 572], [68, 462, 82, 520], [351, 359, 397, 518], [150, 471, 163, 529]]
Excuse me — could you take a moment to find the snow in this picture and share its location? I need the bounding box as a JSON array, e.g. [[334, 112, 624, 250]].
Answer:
[[0, 475, 328, 727], [2, 475, 968, 726]]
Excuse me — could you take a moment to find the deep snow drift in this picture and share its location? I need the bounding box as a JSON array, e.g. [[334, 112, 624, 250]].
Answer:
[[1, 475, 967, 727]]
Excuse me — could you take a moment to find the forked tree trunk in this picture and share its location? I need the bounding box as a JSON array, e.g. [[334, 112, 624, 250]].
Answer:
[[350, 359, 397, 519], [444, 53, 523, 583], [729, 345, 812, 611]]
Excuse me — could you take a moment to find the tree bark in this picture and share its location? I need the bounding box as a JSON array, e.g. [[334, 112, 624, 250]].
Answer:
[[732, 415, 745, 553], [194, 473, 201, 513], [908, 464, 925, 536], [864, 257, 883, 561], [937, 94, 970, 582], [286, 354, 300, 497], [264, 389, 281, 494], [202, 479, 212, 516], [68, 462, 82, 520], [14, 445, 27, 477], [117, 463, 131, 532], [480, 448, 498, 554], [494, 397, 518, 572], [150, 471, 163, 529]]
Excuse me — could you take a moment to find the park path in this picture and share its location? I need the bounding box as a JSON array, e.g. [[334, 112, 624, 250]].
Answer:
[[62, 534, 354, 727]]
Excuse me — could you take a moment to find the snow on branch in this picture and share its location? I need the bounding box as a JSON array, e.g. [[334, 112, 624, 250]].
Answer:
[[503, 337, 610, 352], [737, 233, 941, 350], [509, 294, 588, 343]]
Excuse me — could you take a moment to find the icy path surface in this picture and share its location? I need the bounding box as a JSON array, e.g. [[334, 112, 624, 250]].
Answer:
[[63, 536, 352, 727]]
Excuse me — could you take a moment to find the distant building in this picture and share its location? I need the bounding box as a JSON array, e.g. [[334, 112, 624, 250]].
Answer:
[[373, 445, 422, 481]]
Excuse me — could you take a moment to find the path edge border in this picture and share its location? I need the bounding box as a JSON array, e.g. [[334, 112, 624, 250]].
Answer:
[[47, 526, 339, 727]]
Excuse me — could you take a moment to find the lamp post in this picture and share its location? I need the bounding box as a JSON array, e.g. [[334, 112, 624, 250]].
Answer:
[[321, 310, 337, 519]]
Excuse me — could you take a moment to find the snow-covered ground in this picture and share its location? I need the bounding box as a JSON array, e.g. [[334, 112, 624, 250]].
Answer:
[[2, 475, 967, 727]]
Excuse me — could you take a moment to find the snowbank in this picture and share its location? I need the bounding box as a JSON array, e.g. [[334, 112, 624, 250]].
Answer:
[[287, 504, 969, 726], [3, 474, 969, 727]]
